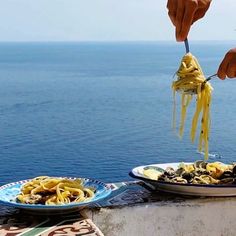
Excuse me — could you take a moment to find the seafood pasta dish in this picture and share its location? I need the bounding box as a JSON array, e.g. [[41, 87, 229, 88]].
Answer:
[[16, 176, 95, 205], [143, 161, 236, 185]]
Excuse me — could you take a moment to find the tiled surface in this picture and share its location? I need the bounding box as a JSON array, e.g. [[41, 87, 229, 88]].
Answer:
[[0, 211, 103, 236], [0, 181, 189, 236]]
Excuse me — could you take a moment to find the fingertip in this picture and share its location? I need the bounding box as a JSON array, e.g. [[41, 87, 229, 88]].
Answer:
[[217, 57, 230, 80], [175, 32, 180, 42], [176, 32, 185, 42], [217, 71, 226, 80], [176, 37, 182, 42], [178, 33, 188, 42]]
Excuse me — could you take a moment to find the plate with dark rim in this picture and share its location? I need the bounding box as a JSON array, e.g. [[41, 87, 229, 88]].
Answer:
[[130, 163, 236, 197]]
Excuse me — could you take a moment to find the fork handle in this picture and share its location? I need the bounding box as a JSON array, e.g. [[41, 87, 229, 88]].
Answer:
[[184, 38, 190, 54], [206, 73, 218, 81]]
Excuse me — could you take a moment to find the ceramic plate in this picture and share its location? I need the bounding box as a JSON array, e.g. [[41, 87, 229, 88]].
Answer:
[[0, 177, 112, 212], [130, 163, 236, 197]]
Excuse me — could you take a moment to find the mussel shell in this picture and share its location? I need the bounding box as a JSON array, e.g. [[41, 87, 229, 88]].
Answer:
[[164, 167, 175, 176], [220, 170, 233, 179], [181, 172, 194, 182], [171, 177, 188, 184], [191, 175, 219, 184], [175, 167, 185, 176], [158, 175, 173, 182], [233, 165, 236, 176], [195, 169, 209, 176], [157, 174, 166, 182], [194, 160, 208, 169]]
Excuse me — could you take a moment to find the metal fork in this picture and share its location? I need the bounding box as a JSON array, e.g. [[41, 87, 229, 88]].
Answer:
[[200, 73, 217, 90], [205, 73, 218, 82], [184, 38, 190, 54]]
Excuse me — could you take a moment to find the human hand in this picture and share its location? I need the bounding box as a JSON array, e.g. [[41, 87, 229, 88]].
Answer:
[[217, 48, 236, 80], [167, 0, 212, 41]]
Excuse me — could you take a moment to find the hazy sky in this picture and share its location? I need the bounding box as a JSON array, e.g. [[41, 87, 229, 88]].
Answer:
[[0, 0, 235, 42]]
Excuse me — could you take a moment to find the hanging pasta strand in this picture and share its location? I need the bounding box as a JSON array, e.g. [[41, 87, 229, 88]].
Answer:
[[190, 84, 202, 143], [179, 94, 192, 138], [172, 90, 177, 130]]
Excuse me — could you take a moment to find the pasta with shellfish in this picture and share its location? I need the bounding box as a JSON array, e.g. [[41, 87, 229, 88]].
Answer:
[[16, 176, 95, 205], [143, 161, 236, 185]]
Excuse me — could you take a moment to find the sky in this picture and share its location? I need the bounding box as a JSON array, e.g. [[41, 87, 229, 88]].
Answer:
[[0, 0, 235, 42]]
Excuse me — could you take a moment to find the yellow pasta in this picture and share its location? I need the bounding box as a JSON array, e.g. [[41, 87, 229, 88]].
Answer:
[[172, 53, 213, 160], [16, 176, 95, 205]]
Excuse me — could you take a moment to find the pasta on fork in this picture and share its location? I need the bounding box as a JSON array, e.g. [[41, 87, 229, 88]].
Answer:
[[172, 53, 213, 160]]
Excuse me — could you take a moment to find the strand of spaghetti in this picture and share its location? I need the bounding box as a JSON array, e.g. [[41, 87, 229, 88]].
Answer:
[[83, 188, 95, 198], [40, 179, 60, 190], [56, 183, 65, 203], [172, 89, 176, 130], [198, 88, 206, 153], [179, 94, 187, 137], [202, 90, 208, 159], [179, 94, 192, 138], [45, 195, 57, 205], [203, 86, 211, 159], [190, 84, 203, 142]]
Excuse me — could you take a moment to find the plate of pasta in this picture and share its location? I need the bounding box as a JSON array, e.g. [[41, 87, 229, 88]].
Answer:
[[130, 161, 236, 196], [0, 176, 112, 212]]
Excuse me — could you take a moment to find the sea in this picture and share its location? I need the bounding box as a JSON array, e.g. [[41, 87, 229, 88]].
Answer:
[[0, 41, 236, 186]]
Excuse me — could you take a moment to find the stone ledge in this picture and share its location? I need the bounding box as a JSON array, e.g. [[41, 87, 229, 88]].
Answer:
[[87, 197, 236, 236]]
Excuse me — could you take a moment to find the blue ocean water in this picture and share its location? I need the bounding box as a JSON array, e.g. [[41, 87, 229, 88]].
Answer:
[[0, 41, 236, 185]]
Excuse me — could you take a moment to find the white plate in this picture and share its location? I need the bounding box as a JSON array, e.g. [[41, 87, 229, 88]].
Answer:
[[130, 163, 236, 197]]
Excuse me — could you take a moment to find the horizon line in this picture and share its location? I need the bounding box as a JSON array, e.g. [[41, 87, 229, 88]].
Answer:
[[0, 39, 235, 43]]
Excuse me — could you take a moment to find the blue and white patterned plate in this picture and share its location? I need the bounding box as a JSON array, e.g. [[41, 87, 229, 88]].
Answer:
[[130, 163, 236, 197], [0, 177, 112, 211]]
